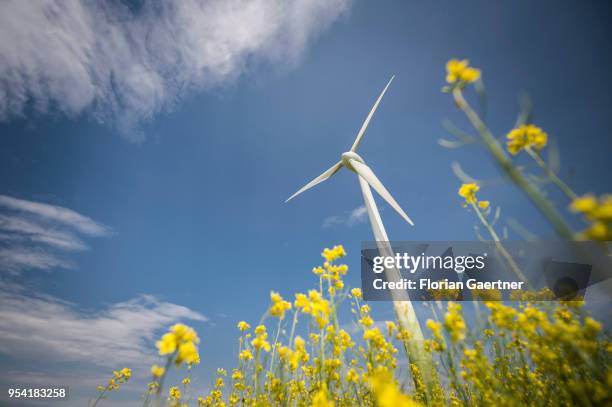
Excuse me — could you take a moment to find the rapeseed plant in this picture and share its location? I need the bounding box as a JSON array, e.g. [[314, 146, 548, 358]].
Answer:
[[90, 245, 610, 406], [443, 57, 611, 242], [90, 367, 131, 407], [570, 194, 612, 240]]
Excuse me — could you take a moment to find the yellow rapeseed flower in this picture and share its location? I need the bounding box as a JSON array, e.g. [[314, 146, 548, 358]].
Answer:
[[347, 368, 359, 383], [472, 288, 502, 301], [237, 321, 251, 332], [571, 194, 612, 240], [239, 349, 253, 361], [156, 324, 200, 368], [426, 319, 444, 346], [98, 367, 131, 394], [231, 369, 243, 381], [359, 316, 374, 327], [156, 332, 178, 355], [570, 194, 598, 214], [321, 245, 346, 262], [312, 384, 334, 407], [369, 369, 419, 407], [169, 386, 181, 400], [294, 292, 310, 310], [446, 58, 481, 85], [269, 291, 292, 319], [444, 302, 466, 342], [580, 222, 611, 240], [312, 266, 325, 275], [119, 368, 131, 380], [251, 325, 271, 352], [595, 195, 612, 221], [171, 323, 199, 343], [478, 200, 490, 209], [458, 183, 480, 204], [176, 340, 199, 366], [506, 124, 548, 155], [151, 364, 165, 378]]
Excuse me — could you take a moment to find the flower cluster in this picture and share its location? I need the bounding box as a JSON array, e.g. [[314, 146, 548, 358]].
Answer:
[[458, 182, 489, 209], [321, 245, 346, 262], [445, 59, 481, 85], [151, 364, 165, 378], [96, 367, 131, 393], [368, 369, 419, 407], [294, 289, 331, 328], [237, 321, 250, 332], [425, 319, 445, 352], [428, 280, 461, 301], [506, 124, 548, 155], [251, 325, 271, 352], [269, 291, 291, 319], [92, 367, 131, 406], [570, 194, 612, 240], [198, 369, 226, 407], [443, 302, 466, 342], [156, 323, 200, 366], [168, 386, 181, 402]]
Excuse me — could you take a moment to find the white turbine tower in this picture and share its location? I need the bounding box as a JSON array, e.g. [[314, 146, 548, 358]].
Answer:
[[286, 76, 433, 389]]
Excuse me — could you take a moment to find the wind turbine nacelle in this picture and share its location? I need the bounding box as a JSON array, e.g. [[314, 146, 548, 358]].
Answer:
[[341, 151, 365, 172]]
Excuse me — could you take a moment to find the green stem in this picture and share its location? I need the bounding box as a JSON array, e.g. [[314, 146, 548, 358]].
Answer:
[[452, 88, 575, 240], [155, 354, 174, 397], [470, 201, 532, 288], [288, 310, 299, 349], [91, 387, 108, 407], [268, 317, 283, 374], [524, 147, 578, 201], [254, 348, 261, 397]]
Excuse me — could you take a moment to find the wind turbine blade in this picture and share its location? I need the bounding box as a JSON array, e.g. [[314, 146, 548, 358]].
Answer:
[[285, 161, 343, 203], [350, 76, 395, 152], [350, 159, 414, 225]]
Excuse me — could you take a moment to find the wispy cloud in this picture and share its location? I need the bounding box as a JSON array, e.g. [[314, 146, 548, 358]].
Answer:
[[322, 205, 368, 228], [0, 247, 74, 272], [0, 195, 110, 273], [0, 0, 351, 140], [0, 282, 206, 367], [347, 205, 368, 226], [0, 195, 110, 237], [322, 215, 344, 228]]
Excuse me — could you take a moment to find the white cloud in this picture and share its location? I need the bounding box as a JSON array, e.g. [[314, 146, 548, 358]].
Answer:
[[0, 195, 110, 273], [0, 0, 351, 140], [0, 195, 111, 237], [322, 215, 344, 228], [322, 205, 368, 228], [347, 205, 368, 226], [0, 282, 206, 367], [0, 247, 73, 272], [0, 215, 88, 251]]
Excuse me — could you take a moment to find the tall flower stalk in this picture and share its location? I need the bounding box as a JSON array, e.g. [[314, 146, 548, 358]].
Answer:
[[443, 61, 575, 240]]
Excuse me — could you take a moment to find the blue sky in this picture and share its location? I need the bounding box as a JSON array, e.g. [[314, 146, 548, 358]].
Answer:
[[1, 0, 611, 405]]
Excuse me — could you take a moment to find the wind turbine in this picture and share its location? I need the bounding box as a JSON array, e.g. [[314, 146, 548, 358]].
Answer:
[[286, 76, 434, 390]]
